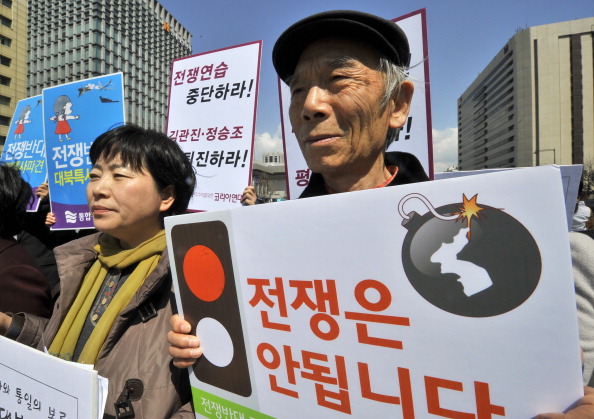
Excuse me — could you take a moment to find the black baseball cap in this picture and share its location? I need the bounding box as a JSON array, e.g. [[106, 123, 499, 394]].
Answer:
[[272, 10, 411, 83]]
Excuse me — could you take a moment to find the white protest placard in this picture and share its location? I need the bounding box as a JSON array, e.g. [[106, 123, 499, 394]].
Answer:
[[167, 42, 261, 211], [280, 8, 434, 199], [0, 335, 105, 418], [166, 165, 582, 418]]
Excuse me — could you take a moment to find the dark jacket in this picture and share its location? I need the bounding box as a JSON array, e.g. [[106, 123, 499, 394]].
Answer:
[[0, 236, 51, 317], [9, 233, 193, 418], [299, 151, 430, 198]]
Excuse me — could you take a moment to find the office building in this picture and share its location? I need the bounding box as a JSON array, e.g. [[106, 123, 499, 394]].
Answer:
[[0, 0, 27, 146], [27, 0, 192, 133], [458, 17, 593, 170], [253, 152, 287, 202]]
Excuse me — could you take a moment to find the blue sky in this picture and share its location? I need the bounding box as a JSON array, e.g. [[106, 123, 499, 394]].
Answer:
[[159, 0, 593, 170]]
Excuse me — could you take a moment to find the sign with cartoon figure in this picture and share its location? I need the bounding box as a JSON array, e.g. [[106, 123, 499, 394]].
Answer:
[[42, 73, 125, 230], [280, 9, 433, 199], [167, 41, 261, 212], [165, 165, 582, 418], [0, 96, 46, 211]]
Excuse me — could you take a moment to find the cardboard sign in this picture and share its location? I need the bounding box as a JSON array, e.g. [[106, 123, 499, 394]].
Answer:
[[166, 166, 582, 418], [0, 96, 46, 211], [43, 73, 125, 230], [280, 9, 434, 199], [0, 336, 106, 418], [167, 41, 261, 211]]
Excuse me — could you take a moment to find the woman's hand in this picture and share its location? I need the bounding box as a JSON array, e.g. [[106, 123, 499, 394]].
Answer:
[[45, 212, 56, 226]]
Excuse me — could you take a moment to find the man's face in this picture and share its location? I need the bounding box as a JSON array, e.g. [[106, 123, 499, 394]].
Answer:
[[288, 38, 405, 178]]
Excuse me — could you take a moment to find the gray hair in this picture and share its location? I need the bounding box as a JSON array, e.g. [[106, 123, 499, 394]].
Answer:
[[377, 56, 408, 150]]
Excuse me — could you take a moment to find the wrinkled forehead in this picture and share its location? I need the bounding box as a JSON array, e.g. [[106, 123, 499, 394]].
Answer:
[[292, 37, 382, 78]]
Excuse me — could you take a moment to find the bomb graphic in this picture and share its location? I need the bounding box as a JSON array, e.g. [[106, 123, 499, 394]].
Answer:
[[399, 193, 541, 317]]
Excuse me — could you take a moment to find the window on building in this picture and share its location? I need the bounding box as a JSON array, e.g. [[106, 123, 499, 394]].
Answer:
[[0, 115, 10, 125], [0, 35, 10, 47], [0, 95, 9, 106], [0, 55, 10, 66], [0, 75, 10, 86], [1, 0, 12, 8], [0, 15, 11, 28]]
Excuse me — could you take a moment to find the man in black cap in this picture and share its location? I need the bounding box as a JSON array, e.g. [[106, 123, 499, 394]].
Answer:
[[274, 10, 428, 197]]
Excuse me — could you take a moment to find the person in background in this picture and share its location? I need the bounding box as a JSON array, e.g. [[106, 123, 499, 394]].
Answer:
[[17, 182, 96, 304], [167, 10, 594, 418], [573, 180, 593, 232], [0, 125, 196, 417], [0, 163, 51, 317]]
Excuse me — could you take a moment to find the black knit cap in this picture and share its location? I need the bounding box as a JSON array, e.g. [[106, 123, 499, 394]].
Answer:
[[272, 10, 411, 83]]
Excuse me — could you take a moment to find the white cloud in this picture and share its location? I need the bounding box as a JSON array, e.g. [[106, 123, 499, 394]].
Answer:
[[432, 127, 458, 172], [253, 124, 284, 162]]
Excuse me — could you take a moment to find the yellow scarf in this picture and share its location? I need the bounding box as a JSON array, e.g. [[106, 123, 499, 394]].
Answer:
[[48, 230, 166, 364]]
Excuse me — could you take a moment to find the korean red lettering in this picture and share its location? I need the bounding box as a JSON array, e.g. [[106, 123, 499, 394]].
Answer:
[[257, 342, 299, 398], [190, 128, 201, 141], [218, 126, 230, 140], [205, 127, 218, 141], [201, 64, 214, 80], [174, 69, 186, 85], [230, 126, 243, 139], [359, 363, 414, 418], [187, 67, 200, 83], [178, 129, 189, 141], [214, 62, 228, 78], [309, 313, 340, 340], [289, 279, 340, 314], [425, 377, 505, 419], [344, 279, 410, 349], [169, 130, 178, 141], [295, 168, 311, 186], [247, 277, 290, 331]]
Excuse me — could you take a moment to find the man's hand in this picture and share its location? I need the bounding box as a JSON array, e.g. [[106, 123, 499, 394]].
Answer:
[[241, 185, 257, 206], [535, 387, 594, 418], [168, 314, 202, 368]]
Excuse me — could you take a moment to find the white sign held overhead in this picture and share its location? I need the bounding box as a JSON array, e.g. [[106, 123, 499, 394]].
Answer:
[[167, 41, 262, 211]]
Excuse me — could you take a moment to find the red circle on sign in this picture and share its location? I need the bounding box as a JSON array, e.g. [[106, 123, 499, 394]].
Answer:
[[183, 245, 225, 301]]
